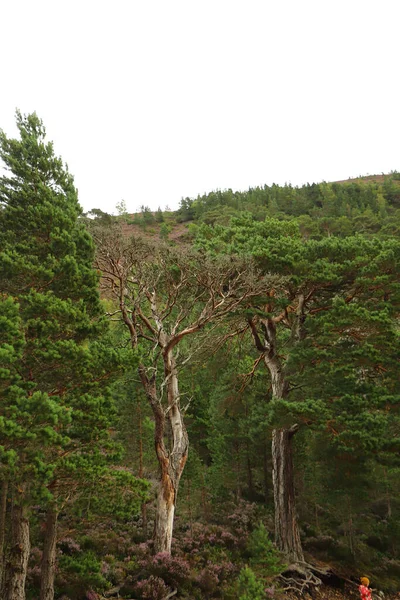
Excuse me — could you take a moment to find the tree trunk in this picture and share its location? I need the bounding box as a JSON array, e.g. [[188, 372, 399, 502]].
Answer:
[[259, 317, 304, 563], [0, 480, 8, 585], [154, 475, 176, 554], [272, 426, 304, 563], [40, 507, 58, 600], [262, 317, 289, 399], [3, 502, 30, 600], [153, 400, 188, 554], [140, 348, 189, 555]]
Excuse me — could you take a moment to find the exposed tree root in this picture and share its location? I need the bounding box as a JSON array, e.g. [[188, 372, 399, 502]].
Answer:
[[278, 561, 338, 595]]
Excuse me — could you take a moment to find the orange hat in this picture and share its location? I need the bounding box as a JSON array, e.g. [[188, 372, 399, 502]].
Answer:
[[360, 577, 370, 587]]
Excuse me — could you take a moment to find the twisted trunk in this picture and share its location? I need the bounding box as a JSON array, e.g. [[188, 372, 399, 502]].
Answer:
[[3, 502, 30, 600], [40, 506, 58, 600], [153, 400, 188, 554], [140, 347, 188, 555]]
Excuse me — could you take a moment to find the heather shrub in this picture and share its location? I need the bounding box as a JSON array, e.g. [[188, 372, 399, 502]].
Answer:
[[133, 540, 153, 559], [208, 560, 236, 581], [180, 522, 240, 554], [59, 537, 82, 555], [139, 552, 191, 588], [135, 575, 171, 599], [197, 560, 237, 594], [224, 499, 260, 532], [197, 568, 219, 594]]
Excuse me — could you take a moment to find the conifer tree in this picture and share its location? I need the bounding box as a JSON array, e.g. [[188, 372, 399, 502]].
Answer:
[[193, 215, 400, 566], [155, 206, 164, 222], [0, 112, 138, 600]]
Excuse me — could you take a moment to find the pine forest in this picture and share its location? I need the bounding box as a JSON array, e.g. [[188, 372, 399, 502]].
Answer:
[[1, 113, 399, 600]]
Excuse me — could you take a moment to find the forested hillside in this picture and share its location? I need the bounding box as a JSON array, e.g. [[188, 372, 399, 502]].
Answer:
[[177, 175, 400, 236], [1, 114, 399, 600]]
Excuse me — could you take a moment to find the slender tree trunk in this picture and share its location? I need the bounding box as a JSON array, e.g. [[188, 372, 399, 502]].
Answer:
[[0, 480, 8, 585], [3, 502, 30, 600], [264, 362, 303, 561], [154, 475, 176, 554], [153, 400, 188, 554], [40, 506, 58, 600], [272, 426, 304, 563], [258, 317, 304, 563], [140, 348, 189, 555], [265, 355, 289, 398]]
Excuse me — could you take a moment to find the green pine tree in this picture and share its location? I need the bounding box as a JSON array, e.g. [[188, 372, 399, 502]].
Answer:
[[0, 111, 144, 600], [237, 566, 265, 600]]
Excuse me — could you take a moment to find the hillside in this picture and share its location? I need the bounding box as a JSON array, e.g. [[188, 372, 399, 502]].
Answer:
[[89, 172, 400, 242], [3, 114, 399, 600]]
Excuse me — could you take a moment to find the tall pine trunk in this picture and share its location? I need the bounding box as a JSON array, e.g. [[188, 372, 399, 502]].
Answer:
[[272, 427, 304, 563], [261, 317, 304, 563], [40, 507, 58, 600], [3, 502, 30, 600]]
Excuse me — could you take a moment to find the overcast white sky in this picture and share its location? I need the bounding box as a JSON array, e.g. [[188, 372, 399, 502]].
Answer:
[[1, 0, 399, 214]]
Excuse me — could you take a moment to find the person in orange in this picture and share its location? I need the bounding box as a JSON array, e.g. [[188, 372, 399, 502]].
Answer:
[[359, 576, 372, 600]]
